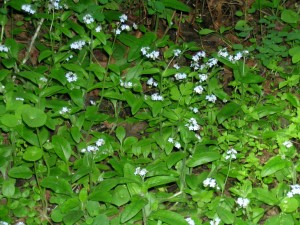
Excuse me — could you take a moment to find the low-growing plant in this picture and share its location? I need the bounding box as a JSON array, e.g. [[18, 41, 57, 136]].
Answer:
[[0, 0, 300, 225]]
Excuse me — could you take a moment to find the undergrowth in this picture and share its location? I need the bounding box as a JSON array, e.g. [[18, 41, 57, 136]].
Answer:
[[0, 0, 300, 224]]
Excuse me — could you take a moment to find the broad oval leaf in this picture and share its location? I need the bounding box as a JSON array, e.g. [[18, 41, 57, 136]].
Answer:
[[23, 146, 43, 161], [261, 156, 291, 177], [22, 106, 47, 128], [217, 206, 235, 224], [121, 196, 148, 223], [52, 135, 72, 162], [150, 210, 188, 225], [8, 166, 33, 179], [187, 151, 221, 167], [217, 102, 241, 124], [145, 176, 177, 189], [40, 176, 73, 195]]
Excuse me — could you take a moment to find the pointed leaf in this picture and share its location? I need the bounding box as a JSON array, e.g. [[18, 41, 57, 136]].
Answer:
[[52, 135, 72, 162], [261, 156, 291, 177], [150, 210, 188, 225], [121, 196, 148, 223]]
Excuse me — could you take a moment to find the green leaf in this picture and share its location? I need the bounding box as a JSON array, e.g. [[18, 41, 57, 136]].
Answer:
[[120, 196, 148, 223], [261, 156, 291, 177], [253, 188, 278, 205], [111, 185, 131, 207], [264, 214, 294, 225], [18, 71, 42, 84], [39, 86, 66, 97], [281, 9, 299, 24], [0, 114, 20, 128], [217, 102, 241, 124], [161, 0, 190, 12], [282, 93, 299, 107], [38, 49, 52, 62], [150, 210, 188, 225], [52, 135, 72, 162], [116, 126, 126, 143], [70, 126, 82, 143], [23, 146, 43, 161], [62, 210, 84, 225], [279, 197, 299, 213], [145, 176, 177, 189], [165, 152, 187, 169], [199, 28, 215, 35], [89, 189, 113, 203], [289, 46, 300, 64], [187, 151, 221, 167], [40, 176, 73, 195], [22, 106, 47, 128], [217, 206, 235, 224], [8, 166, 33, 179], [0, 69, 11, 81], [69, 89, 84, 108], [2, 178, 15, 197]]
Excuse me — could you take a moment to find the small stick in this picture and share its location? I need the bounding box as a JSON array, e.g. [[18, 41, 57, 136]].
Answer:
[[21, 18, 44, 65]]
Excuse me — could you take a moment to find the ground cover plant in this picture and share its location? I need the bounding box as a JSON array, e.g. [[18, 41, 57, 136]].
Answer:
[[0, 0, 300, 224]]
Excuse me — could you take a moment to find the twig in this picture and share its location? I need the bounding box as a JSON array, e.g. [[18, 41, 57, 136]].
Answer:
[[21, 18, 44, 65]]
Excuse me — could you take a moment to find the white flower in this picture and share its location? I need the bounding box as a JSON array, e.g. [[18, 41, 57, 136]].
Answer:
[[0, 44, 9, 52], [16, 97, 24, 101], [70, 40, 86, 50], [21, 4, 36, 14], [173, 63, 180, 70], [174, 142, 181, 149], [168, 137, 174, 143], [141, 47, 150, 55], [185, 217, 195, 225], [132, 23, 138, 29], [210, 217, 221, 225], [147, 77, 158, 87], [174, 73, 187, 80], [218, 48, 229, 58], [151, 93, 163, 101], [203, 178, 217, 188], [194, 85, 204, 94], [185, 118, 200, 131], [90, 100, 96, 105], [115, 29, 121, 35], [83, 14, 94, 24], [283, 140, 293, 148], [206, 58, 218, 68], [199, 74, 208, 82], [206, 94, 217, 103], [134, 167, 148, 178], [192, 51, 206, 61], [119, 14, 128, 23], [195, 134, 202, 141], [121, 24, 130, 31], [65, 72, 78, 83], [190, 107, 199, 113], [173, 49, 181, 57], [59, 107, 70, 115], [15, 222, 26, 225], [66, 54, 73, 61], [120, 80, 133, 88], [234, 52, 243, 61], [225, 148, 237, 160], [146, 50, 159, 60], [236, 197, 250, 208], [95, 25, 102, 32], [287, 184, 300, 197], [39, 77, 48, 82], [96, 138, 105, 147], [49, 0, 62, 10]]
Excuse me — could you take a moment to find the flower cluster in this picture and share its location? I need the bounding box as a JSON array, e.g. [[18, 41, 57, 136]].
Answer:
[[194, 85, 204, 94], [185, 217, 195, 225], [168, 138, 181, 149], [199, 74, 208, 82], [225, 148, 237, 160], [83, 14, 94, 24], [115, 14, 133, 35], [120, 80, 133, 88], [21, 4, 36, 14], [49, 0, 62, 10], [185, 118, 200, 131], [0, 44, 9, 52], [283, 140, 293, 148], [151, 93, 163, 101], [146, 77, 158, 87], [95, 25, 102, 33], [134, 167, 148, 178], [70, 40, 86, 50], [203, 178, 217, 188], [210, 217, 221, 225], [174, 73, 187, 80], [205, 94, 217, 103], [190, 107, 199, 113], [65, 72, 78, 83], [0, 221, 26, 225], [173, 49, 181, 57], [81, 138, 106, 154], [218, 48, 249, 63], [236, 197, 250, 208], [59, 107, 70, 115], [287, 184, 300, 198], [173, 63, 180, 70], [141, 47, 160, 60]]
